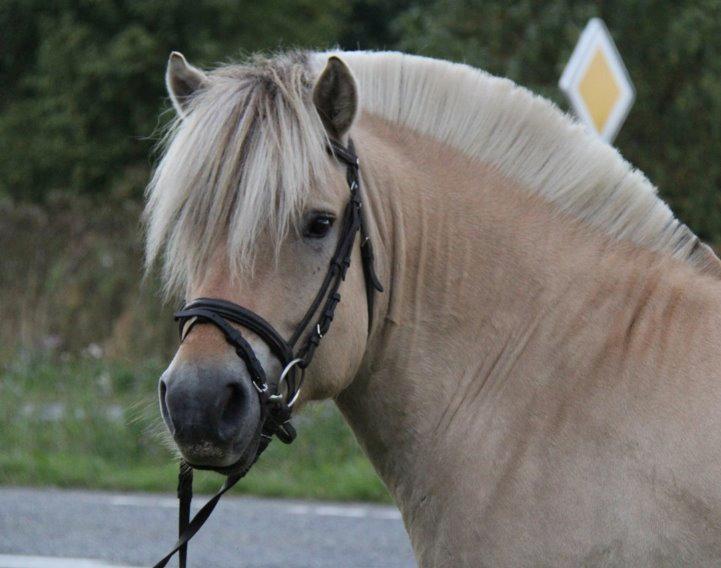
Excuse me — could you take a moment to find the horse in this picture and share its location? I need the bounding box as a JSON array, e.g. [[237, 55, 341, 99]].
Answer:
[[146, 49, 721, 566]]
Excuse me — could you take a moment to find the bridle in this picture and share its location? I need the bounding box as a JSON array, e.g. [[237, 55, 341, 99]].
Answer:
[[153, 138, 383, 568]]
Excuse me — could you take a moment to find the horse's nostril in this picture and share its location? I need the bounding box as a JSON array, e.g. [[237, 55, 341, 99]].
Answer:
[[218, 382, 245, 442], [159, 362, 261, 459], [159, 378, 174, 434]]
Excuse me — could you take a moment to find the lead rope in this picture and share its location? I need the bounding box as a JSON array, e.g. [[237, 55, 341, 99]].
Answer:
[[155, 468, 242, 568], [153, 138, 382, 568], [157, 432, 275, 568], [177, 463, 191, 568]]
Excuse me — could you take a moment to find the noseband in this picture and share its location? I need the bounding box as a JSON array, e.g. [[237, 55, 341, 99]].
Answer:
[[154, 139, 383, 568]]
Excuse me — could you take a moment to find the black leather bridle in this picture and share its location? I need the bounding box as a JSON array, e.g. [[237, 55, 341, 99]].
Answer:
[[153, 138, 383, 568]]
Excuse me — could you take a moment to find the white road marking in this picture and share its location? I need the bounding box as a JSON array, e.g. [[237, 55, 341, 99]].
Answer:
[[286, 503, 401, 520], [107, 495, 178, 508], [0, 555, 139, 568], [105, 492, 401, 520]]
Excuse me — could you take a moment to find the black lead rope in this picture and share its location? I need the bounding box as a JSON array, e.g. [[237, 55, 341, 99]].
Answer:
[[177, 465, 191, 567], [153, 138, 382, 568]]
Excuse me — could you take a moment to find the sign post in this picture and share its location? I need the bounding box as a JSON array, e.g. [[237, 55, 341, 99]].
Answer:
[[559, 18, 635, 143]]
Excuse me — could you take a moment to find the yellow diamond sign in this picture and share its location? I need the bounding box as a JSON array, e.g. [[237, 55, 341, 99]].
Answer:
[[559, 18, 635, 143]]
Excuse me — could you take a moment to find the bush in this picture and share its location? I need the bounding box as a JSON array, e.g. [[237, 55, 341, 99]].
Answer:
[[0, 0, 349, 201], [3, 1, 719, 244]]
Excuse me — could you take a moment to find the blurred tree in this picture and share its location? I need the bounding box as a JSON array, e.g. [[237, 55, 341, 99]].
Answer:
[[338, 0, 416, 49], [0, 0, 349, 201], [392, 0, 721, 244], [2, 0, 720, 245]]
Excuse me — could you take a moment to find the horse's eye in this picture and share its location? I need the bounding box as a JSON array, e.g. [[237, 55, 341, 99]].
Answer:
[[304, 213, 335, 239]]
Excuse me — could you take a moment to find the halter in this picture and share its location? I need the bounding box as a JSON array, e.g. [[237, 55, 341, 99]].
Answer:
[[153, 138, 383, 568]]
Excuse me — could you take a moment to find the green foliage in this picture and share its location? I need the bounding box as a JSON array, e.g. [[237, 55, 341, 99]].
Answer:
[[338, 0, 416, 49], [3, 1, 720, 242], [0, 196, 177, 357], [393, 0, 721, 244], [0, 0, 349, 201], [0, 354, 389, 500]]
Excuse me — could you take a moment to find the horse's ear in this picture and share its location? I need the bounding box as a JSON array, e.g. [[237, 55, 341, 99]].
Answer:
[[166, 51, 207, 116], [313, 56, 358, 139]]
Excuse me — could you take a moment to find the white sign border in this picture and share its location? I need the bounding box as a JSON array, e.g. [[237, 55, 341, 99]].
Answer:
[[559, 18, 636, 143]]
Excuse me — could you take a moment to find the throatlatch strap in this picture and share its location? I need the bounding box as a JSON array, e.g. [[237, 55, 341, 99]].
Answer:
[[330, 138, 384, 323]]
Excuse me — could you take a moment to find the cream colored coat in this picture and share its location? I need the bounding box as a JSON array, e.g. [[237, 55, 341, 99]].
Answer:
[[342, 115, 721, 566], [150, 51, 721, 567]]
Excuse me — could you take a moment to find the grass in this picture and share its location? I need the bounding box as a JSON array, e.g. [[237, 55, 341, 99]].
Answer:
[[0, 354, 390, 502]]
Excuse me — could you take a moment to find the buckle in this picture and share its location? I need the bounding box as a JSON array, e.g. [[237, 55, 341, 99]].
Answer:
[[275, 421, 297, 444]]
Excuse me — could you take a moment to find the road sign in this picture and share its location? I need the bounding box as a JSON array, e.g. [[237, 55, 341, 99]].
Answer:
[[559, 18, 635, 143]]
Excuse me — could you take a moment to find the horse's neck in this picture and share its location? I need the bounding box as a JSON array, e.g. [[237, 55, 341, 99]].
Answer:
[[339, 114, 599, 494], [338, 116, 721, 549]]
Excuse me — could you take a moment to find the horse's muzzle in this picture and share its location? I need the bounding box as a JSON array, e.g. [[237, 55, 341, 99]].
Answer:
[[159, 357, 262, 470]]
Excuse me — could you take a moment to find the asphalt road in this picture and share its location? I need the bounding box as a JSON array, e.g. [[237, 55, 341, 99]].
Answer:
[[0, 487, 415, 568]]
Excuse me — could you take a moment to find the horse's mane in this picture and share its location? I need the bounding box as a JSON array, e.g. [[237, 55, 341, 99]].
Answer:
[[145, 52, 331, 294], [146, 50, 716, 294], [316, 51, 716, 274]]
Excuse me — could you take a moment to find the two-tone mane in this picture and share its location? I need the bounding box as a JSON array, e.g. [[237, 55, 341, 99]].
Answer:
[[145, 52, 332, 294], [150, 49, 721, 567], [145, 50, 716, 294]]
